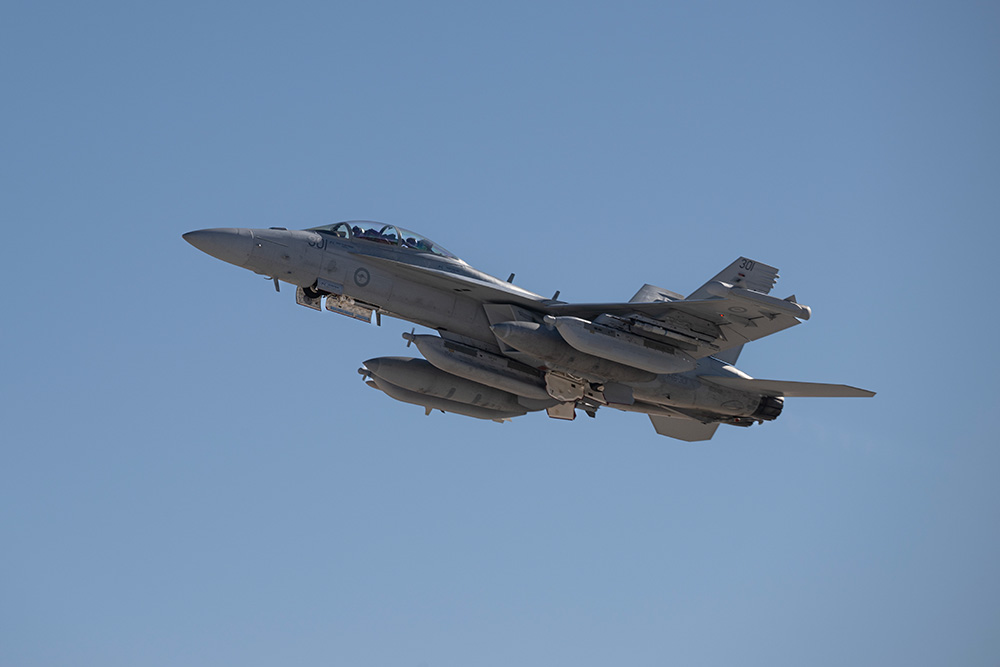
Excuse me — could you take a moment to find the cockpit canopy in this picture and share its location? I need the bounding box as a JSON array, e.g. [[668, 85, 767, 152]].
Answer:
[[307, 221, 461, 261]]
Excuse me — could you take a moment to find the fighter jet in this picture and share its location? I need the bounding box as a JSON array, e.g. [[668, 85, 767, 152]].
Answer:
[[183, 221, 873, 441]]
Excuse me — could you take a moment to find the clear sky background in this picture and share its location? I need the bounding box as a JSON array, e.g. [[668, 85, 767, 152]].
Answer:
[[2, 2, 998, 665]]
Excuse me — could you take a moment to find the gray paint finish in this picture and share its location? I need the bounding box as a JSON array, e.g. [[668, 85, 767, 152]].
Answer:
[[184, 222, 873, 440]]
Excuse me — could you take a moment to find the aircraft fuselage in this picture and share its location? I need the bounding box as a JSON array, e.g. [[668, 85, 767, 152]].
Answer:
[[183, 223, 871, 440]]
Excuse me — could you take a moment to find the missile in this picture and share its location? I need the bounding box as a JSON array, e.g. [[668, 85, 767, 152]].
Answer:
[[362, 356, 530, 414], [490, 321, 656, 383], [365, 374, 526, 421], [704, 281, 812, 320], [544, 315, 697, 374], [403, 332, 551, 401]]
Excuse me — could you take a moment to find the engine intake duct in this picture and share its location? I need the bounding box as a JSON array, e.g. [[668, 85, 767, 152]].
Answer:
[[752, 395, 784, 421]]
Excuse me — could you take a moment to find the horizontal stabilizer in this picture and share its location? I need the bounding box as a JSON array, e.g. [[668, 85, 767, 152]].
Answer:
[[700, 376, 875, 398], [649, 415, 720, 441]]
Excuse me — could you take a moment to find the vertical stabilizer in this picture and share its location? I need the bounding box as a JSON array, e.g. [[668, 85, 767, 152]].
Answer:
[[687, 257, 780, 300], [713, 345, 744, 365], [649, 415, 719, 441], [629, 283, 684, 303]]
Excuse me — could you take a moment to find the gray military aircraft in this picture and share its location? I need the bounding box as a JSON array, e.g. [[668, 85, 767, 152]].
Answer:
[[183, 221, 873, 441]]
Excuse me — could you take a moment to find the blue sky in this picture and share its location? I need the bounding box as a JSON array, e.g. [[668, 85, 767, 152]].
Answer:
[[2, 2, 998, 665]]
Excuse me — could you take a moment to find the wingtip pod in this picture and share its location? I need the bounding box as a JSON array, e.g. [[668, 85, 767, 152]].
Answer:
[[705, 281, 812, 320]]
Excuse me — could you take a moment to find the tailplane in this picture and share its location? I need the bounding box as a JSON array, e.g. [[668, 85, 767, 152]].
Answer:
[[700, 376, 875, 398]]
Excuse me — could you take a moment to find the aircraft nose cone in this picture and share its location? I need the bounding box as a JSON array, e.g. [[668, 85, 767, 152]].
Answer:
[[362, 358, 382, 375], [183, 228, 253, 267]]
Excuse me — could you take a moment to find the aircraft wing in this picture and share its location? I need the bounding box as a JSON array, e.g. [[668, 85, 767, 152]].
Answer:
[[546, 297, 803, 360], [544, 256, 810, 360]]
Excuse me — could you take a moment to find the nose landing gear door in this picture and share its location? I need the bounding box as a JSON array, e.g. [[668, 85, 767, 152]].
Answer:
[[295, 281, 375, 323]]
